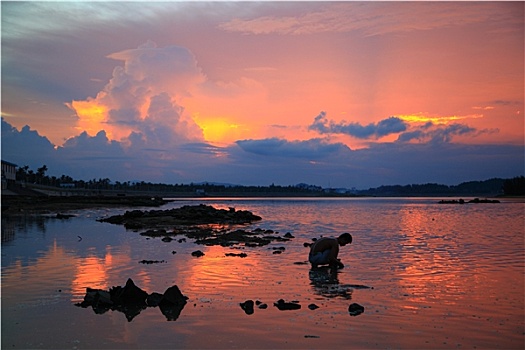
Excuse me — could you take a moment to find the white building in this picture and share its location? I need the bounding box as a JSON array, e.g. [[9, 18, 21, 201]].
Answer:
[[1, 160, 17, 189]]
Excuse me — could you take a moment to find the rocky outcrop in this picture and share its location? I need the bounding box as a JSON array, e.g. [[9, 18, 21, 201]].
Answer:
[[98, 205, 294, 248], [274, 299, 301, 311], [438, 198, 500, 204], [75, 278, 188, 321], [98, 204, 262, 229]]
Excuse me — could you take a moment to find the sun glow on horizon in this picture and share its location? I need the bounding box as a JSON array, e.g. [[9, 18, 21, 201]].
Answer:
[[194, 115, 244, 144], [67, 99, 110, 137], [397, 114, 483, 125]]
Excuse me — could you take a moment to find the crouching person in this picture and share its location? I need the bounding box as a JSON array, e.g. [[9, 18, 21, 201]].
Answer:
[[308, 233, 352, 269]]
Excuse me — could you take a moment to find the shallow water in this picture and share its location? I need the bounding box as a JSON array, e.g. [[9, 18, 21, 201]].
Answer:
[[2, 197, 524, 349]]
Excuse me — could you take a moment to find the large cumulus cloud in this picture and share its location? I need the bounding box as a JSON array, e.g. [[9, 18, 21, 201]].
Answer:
[[67, 40, 205, 147]]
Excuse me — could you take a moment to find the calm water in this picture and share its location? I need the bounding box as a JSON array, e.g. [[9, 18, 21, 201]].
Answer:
[[1, 198, 524, 349]]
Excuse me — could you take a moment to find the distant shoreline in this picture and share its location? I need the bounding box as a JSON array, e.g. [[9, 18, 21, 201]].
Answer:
[[2, 193, 522, 215]]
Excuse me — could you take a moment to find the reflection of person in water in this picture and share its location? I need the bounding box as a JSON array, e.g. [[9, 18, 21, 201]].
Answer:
[[308, 233, 352, 269], [308, 267, 353, 299]]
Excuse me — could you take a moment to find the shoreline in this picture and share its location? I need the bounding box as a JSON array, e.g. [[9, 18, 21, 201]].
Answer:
[[2, 193, 522, 215], [1, 195, 171, 215]]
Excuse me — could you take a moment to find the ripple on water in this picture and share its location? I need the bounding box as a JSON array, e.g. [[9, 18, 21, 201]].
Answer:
[[1, 199, 523, 350]]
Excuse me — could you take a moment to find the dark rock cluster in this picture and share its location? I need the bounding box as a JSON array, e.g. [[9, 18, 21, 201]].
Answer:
[[438, 198, 500, 204], [98, 204, 262, 229], [239, 300, 255, 315], [274, 299, 301, 311], [98, 204, 293, 248], [138, 259, 166, 264], [238, 298, 364, 317], [225, 252, 248, 258], [75, 278, 188, 321], [141, 227, 293, 248]]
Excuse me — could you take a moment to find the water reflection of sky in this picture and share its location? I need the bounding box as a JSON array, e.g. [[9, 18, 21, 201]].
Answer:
[[2, 200, 524, 349]]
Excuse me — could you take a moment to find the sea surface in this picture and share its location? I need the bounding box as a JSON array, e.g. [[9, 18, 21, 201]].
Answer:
[[1, 197, 524, 349]]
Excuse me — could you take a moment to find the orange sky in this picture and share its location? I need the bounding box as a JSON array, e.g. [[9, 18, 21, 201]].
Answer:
[[1, 2, 523, 188]]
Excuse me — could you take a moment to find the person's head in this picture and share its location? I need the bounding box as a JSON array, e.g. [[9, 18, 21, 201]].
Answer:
[[338, 233, 352, 246]]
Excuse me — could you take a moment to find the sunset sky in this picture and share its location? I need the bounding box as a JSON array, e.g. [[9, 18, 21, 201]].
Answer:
[[1, 1, 523, 189]]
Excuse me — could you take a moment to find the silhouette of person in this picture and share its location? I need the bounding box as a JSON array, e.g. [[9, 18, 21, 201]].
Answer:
[[308, 233, 352, 269]]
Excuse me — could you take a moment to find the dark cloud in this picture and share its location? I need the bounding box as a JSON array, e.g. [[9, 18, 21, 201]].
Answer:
[[428, 124, 477, 143], [61, 130, 123, 153], [309, 112, 407, 139], [397, 130, 425, 142], [2, 118, 523, 189], [236, 137, 350, 158], [397, 123, 495, 144], [1, 118, 56, 167], [179, 142, 227, 157], [491, 100, 522, 106]]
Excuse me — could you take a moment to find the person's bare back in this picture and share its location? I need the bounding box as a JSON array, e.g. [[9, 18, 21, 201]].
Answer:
[[308, 233, 352, 269]]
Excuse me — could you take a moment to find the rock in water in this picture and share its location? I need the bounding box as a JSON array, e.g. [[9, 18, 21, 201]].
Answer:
[[111, 278, 148, 306], [146, 292, 164, 307], [77, 279, 188, 322], [240, 300, 255, 315], [348, 303, 365, 316], [191, 250, 205, 257], [308, 303, 320, 310], [161, 285, 188, 305], [274, 299, 301, 311], [158, 285, 188, 321]]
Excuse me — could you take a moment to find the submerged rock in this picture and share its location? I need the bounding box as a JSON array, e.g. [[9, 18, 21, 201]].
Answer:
[[348, 303, 365, 316], [438, 198, 500, 204], [138, 259, 166, 264], [240, 300, 255, 315], [274, 299, 301, 311], [308, 303, 320, 310], [191, 250, 205, 257], [55, 213, 76, 219], [225, 252, 248, 258]]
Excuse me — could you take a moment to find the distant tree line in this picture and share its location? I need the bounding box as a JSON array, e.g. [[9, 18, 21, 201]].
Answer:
[[358, 177, 525, 196], [502, 176, 525, 196], [13, 164, 525, 196], [13, 165, 325, 195]]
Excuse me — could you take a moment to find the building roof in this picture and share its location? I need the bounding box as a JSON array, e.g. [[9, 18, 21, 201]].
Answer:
[[1, 160, 18, 167]]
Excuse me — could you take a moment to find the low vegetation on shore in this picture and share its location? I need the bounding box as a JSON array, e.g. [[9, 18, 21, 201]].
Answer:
[[2, 164, 523, 214]]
